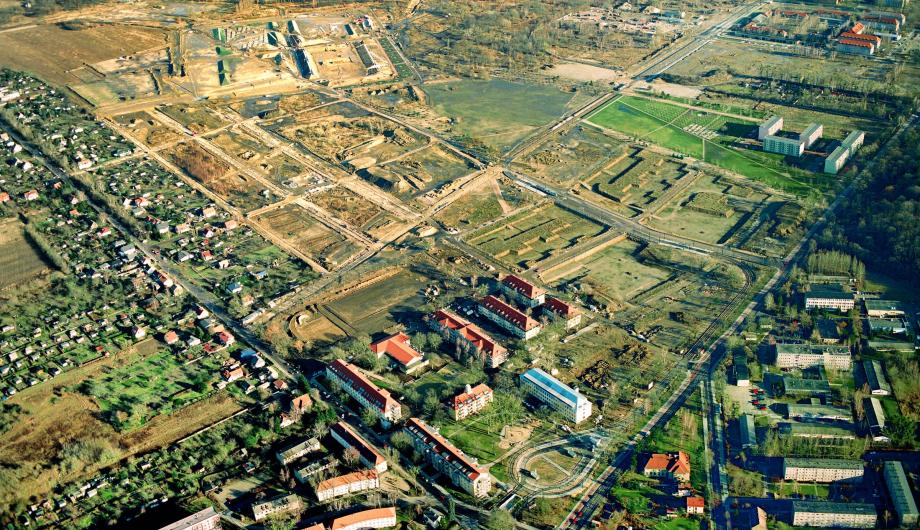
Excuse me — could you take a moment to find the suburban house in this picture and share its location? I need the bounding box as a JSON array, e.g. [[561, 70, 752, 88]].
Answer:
[[452, 383, 493, 421], [326, 359, 402, 426], [643, 452, 691, 482], [478, 295, 542, 340], [542, 297, 582, 329], [404, 417, 492, 497], [428, 309, 508, 368], [499, 274, 546, 308], [315, 469, 380, 502], [329, 421, 388, 473], [369, 332, 428, 374], [686, 496, 705, 515]]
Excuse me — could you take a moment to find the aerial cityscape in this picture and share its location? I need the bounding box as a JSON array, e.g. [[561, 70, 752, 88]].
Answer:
[[0, 0, 917, 529]]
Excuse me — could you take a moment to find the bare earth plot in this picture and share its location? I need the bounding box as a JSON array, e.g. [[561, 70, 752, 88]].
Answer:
[[0, 219, 51, 290]]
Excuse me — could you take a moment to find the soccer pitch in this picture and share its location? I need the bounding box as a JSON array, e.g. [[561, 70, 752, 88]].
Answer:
[[586, 95, 825, 196]]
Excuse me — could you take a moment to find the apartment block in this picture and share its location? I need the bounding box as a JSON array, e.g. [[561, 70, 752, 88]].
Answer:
[[775, 343, 851, 370], [429, 309, 508, 368], [520, 368, 593, 424], [329, 421, 388, 473], [479, 295, 542, 340], [791, 501, 876, 528], [315, 469, 380, 502], [500, 274, 546, 308], [404, 417, 492, 497], [452, 383, 493, 421], [783, 458, 864, 482], [326, 359, 402, 425]]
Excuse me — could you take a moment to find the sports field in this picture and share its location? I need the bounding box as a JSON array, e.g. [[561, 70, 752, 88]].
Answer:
[[586, 95, 829, 196]]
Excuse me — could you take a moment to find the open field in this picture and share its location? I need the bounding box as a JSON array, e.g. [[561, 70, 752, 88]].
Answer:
[[512, 124, 626, 187], [465, 204, 607, 270], [254, 203, 363, 269], [587, 95, 837, 196], [424, 79, 582, 152], [380, 144, 475, 199], [113, 111, 183, 147], [324, 267, 430, 335], [0, 219, 51, 290], [158, 103, 229, 134], [0, 23, 165, 85], [0, 339, 242, 505], [167, 142, 275, 212], [308, 186, 400, 237], [207, 127, 274, 165]]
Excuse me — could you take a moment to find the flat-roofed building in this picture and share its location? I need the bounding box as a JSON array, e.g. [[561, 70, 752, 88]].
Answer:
[[252, 494, 302, 522], [759, 115, 783, 140], [775, 343, 851, 370], [479, 295, 542, 340], [883, 461, 919, 526], [782, 375, 832, 397], [157, 507, 220, 530], [842, 130, 865, 152], [764, 134, 805, 157], [329, 507, 397, 530], [786, 403, 852, 422], [740, 413, 757, 449], [865, 397, 888, 442], [276, 437, 321, 465], [542, 297, 582, 330], [326, 359, 402, 425], [814, 318, 841, 344], [804, 284, 855, 311], [824, 145, 850, 174], [799, 123, 823, 148], [791, 501, 876, 528], [452, 383, 493, 421], [734, 353, 750, 387], [429, 309, 508, 368], [404, 417, 492, 497], [520, 368, 593, 424], [500, 274, 546, 308], [370, 332, 428, 374], [329, 421, 388, 473], [868, 318, 908, 335], [315, 469, 380, 502], [779, 422, 855, 440], [783, 458, 864, 482], [293, 455, 337, 483], [865, 299, 906, 318], [862, 359, 891, 396]]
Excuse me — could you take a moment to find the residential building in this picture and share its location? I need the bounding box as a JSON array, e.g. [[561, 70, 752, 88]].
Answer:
[[293, 456, 337, 483], [758, 116, 783, 140], [868, 318, 908, 335], [842, 130, 866, 151], [370, 332, 428, 374], [837, 38, 876, 55], [862, 359, 891, 396], [326, 359, 402, 425], [779, 423, 855, 440], [734, 353, 750, 387], [799, 123, 823, 148], [520, 368, 593, 424], [329, 507, 397, 530], [782, 375, 831, 397], [865, 397, 888, 442], [404, 417, 492, 497], [686, 496, 705, 515], [775, 343, 851, 370], [452, 383, 493, 421], [251, 494, 302, 522], [883, 461, 919, 526], [329, 421, 388, 473], [429, 309, 508, 368], [763, 134, 805, 157], [500, 274, 546, 308], [791, 501, 876, 528], [643, 452, 691, 482], [824, 145, 850, 174], [276, 437, 321, 465], [542, 297, 582, 329], [804, 284, 855, 311], [157, 507, 220, 530], [740, 414, 757, 449], [865, 299, 905, 318], [315, 469, 380, 502], [783, 458, 864, 482], [479, 295, 542, 340]]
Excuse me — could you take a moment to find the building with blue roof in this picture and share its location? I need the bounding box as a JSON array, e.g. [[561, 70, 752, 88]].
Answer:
[[520, 368, 592, 423]]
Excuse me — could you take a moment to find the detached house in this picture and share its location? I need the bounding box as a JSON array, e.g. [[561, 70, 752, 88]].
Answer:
[[643, 451, 691, 482]]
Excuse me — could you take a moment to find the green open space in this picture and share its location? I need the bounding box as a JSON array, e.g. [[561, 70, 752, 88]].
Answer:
[[550, 239, 672, 302], [325, 268, 430, 334]]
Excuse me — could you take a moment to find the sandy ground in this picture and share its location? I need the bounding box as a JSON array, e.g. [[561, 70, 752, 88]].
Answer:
[[642, 79, 703, 99], [499, 422, 536, 450], [545, 63, 620, 82]]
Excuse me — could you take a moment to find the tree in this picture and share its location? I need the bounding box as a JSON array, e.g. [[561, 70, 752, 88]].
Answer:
[[343, 446, 360, 467], [265, 513, 297, 530], [361, 407, 379, 428], [390, 430, 412, 451], [484, 509, 514, 530]]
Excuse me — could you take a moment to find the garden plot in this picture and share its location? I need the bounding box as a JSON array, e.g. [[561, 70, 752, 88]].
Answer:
[[167, 142, 277, 212], [113, 111, 183, 147], [586, 148, 689, 209], [253, 203, 363, 269], [465, 204, 607, 270], [511, 124, 627, 187], [0, 219, 51, 290], [157, 103, 229, 134]]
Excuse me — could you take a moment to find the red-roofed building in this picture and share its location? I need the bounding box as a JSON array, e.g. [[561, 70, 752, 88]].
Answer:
[[315, 469, 380, 502], [216, 331, 235, 346], [452, 383, 493, 420], [329, 421, 388, 473], [686, 496, 705, 514], [542, 297, 583, 330], [370, 333, 428, 374], [837, 37, 876, 55], [290, 393, 313, 414], [850, 22, 865, 34], [221, 365, 245, 382], [429, 309, 508, 368], [840, 31, 881, 45], [23, 189, 38, 201], [329, 507, 397, 530], [643, 451, 691, 482], [479, 295, 542, 340], [326, 360, 402, 425], [0, 191, 9, 203], [163, 330, 180, 346], [405, 417, 492, 497], [500, 274, 546, 307]]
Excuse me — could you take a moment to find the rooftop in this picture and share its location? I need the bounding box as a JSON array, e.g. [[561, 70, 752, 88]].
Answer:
[[329, 507, 397, 530], [405, 417, 484, 480], [501, 274, 545, 299], [521, 368, 589, 409], [370, 332, 423, 367], [480, 295, 540, 331], [785, 457, 863, 470], [792, 500, 876, 516]]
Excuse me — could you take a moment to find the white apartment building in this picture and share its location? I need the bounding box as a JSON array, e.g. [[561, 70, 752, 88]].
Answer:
[[520, 368, 593, 424]]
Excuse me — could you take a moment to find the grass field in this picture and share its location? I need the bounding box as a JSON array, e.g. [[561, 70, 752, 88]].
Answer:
[[425, 79, 580, 152], [548, 239, 671, 302], [0, 219, 51, 289], [587, 95, 830, 196], [325, 268, 428, 334]]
